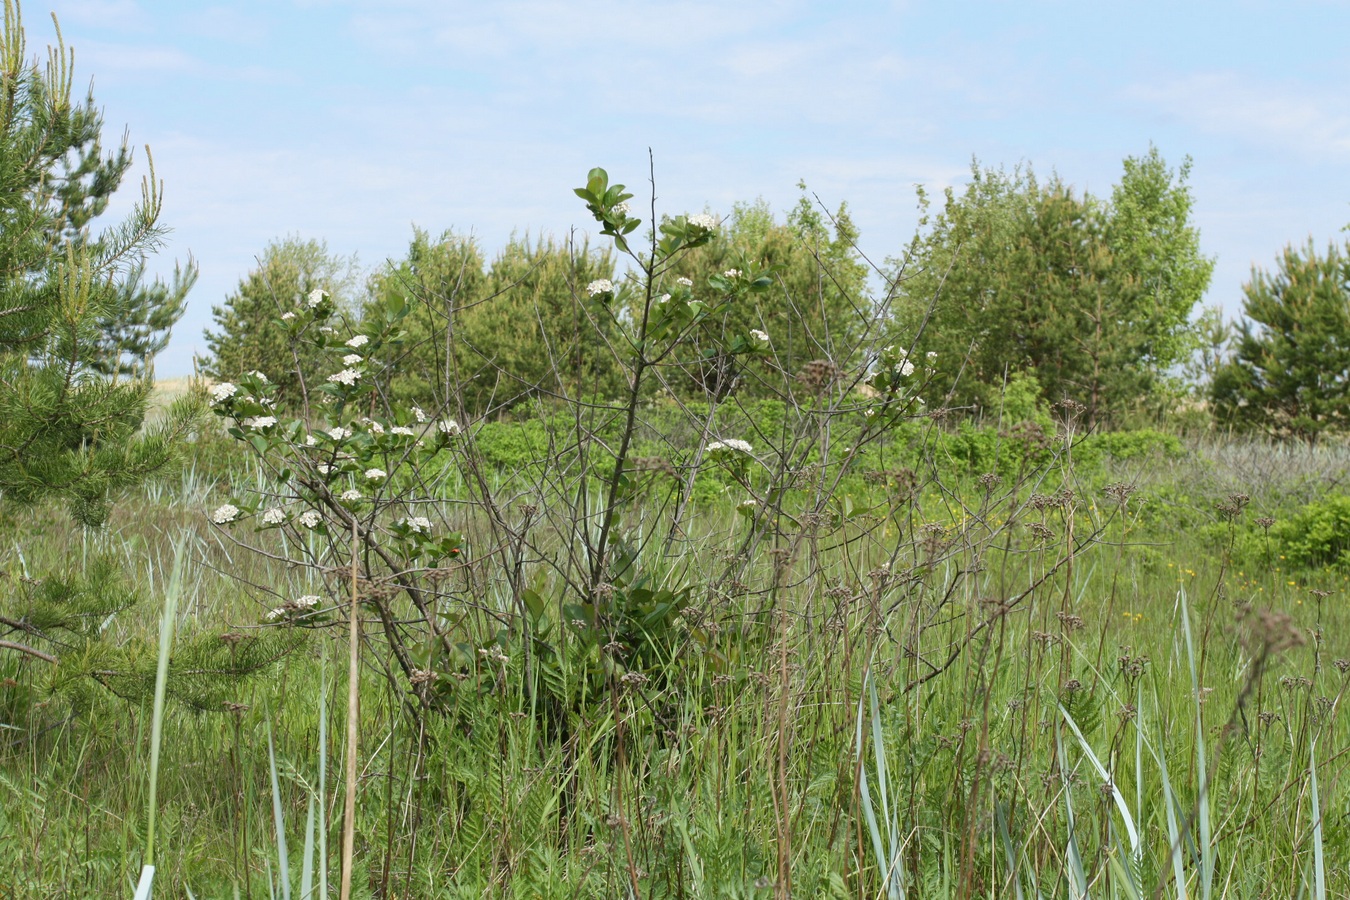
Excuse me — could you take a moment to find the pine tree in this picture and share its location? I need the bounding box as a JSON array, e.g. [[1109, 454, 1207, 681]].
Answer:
[[200, 236, 361, 407], [0, 1, 201, 673], [1210, 239, 1350, 441]]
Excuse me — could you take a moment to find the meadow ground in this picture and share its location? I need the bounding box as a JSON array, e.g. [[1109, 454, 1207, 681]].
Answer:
[[2, 402, 1348, 898]]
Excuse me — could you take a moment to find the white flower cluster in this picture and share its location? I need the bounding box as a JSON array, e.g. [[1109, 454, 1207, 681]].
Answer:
[[210, 382, 238, 404], [328, 369, 361, 386], [295, 595, 320, 608], [706, 438, 752, 454], [676, 276, 693, 287], [749, 329, 770, 344], [438, 419, 460, 435], [402, 516, 433, 534], [346, 334, 369, 349], [281, 311, 297, 322], [298, 511, 322, 529], [688, 213, 717, 230], [261, 507, 286, 525], [245, 416, 277, 430], [586, 279, 613, 297], [339, 489, 362, 502], [412, 406, 428, 423], [211, 504, 240, 524], [343, 354, 363, 366], [367, 420, 384, 435], [612, 201, 631, 216], [328, 426, 351, 440], [722, 268, 741, 278], [364, 468, 387, 481], [307, 289, 328, 309], [391, 426, 415, 436], [249, 370, 269, 383]]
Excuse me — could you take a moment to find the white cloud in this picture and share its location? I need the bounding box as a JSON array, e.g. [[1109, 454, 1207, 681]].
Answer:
[[1124, 72, 1350, 161]]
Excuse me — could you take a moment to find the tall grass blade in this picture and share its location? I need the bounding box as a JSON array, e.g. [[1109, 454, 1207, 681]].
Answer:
[[1177, 587, 1213, 900], [1056, 726, 1088, 900], [135, 540, 185, 899], [1059, 702, 1141, 857], [1310, 737, 1325, 900], [267, 720, 292, 900], [994, 801, 1026, 900], [300, 795, 316, 899], [855, 670, 905, 899], [318, 646, 328, 899]]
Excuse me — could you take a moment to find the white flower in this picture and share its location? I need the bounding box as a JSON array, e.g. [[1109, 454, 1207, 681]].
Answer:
[[865, 408, 877, 418], [210, 382, 238, 404], [926, 351, 938, 361], [298, 510, 322, 529], [438, 418, 460, 435], [317, 463, 334, 476], [391, 426, 415, 436], [266, 607, 287, 621], [722, 268, 741, 279], [343, 354, 363, 366], [319, 325, 335, 334], [586, 279, 613, 297], [294, 595, 321, 608], [346, 334, 369, 348], [305, 434, 317, 447], [281, 311, 297, 322], [364, 468, 387, 481], [307, 289, 328, 308], [249, 370, 269, 383], [676, 276, 693, 287], [211, 504, 240, 524], [738, 499, 757, 510], [688, 213, 717, 230], [893, 359, 915, 377], [247, 415, 277, 430], [749, 329, 769, 344], [612, 201, 631, 216], [367, 421, 385, 435], [657, 293, 671, 304], [402, 516, 433, 534], [328, 369, 361, 386], [339, 489, 362, 502], [706, 438, 752, 454], [261, 507, 286, 525], [412, 406, 428, 423], [328, 426, 351, 440]]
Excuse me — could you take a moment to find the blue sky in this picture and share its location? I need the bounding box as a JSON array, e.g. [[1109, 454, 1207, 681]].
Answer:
[[37, 0, 1350, 377]]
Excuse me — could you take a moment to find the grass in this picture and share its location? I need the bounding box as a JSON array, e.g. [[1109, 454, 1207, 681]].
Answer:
[[1, 427, 1349, 897]]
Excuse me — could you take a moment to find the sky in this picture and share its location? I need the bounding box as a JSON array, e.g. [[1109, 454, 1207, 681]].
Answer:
[[32, 0, 1350, 377]]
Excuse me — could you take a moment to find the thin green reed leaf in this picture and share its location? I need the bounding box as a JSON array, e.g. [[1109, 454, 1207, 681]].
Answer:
[[267, 719, 291, 900], [1310, 737, 1325, 900], [318, 643, 328, 900], [300, 795, 316, 900], [1177, 587, 1213, 900], [1059, 702, 1140, 857], [136, 540, 184, 900], [1056, 725, 1088, 900], [994, 802, 1025, 900], [1149, 699, 1189, 900]]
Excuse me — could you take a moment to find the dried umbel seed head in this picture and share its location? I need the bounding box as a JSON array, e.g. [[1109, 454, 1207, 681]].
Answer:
[[1333, 658, 1350, 675], [1214, 493, 1251, 521], [1062, 678, 1084, 694], [517, 503, 539, 518], [409, 669, 436, 686], [1055, 398, 1087, 420], [979, 472, 1002, 490], [1309, 589, 1332, 600], [1055, 611, 1085, 632], [1255, 516, 1276, 532], [1117, 704, 1138, 722], [619, 671, 649, 688], [1258, 711, 1281, 726], [1026, 522, 1057, 543], [592, 582, 616, 601], [1103, 481, 1138, 506]]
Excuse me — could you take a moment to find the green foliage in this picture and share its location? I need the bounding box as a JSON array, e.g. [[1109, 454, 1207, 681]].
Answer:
[[1211, 238, 1350, 440], [367, 229, 620, 414], [894, 148, 1213, 425], [661, 192, 870, 398], [0, 3, 200, 529], [200, 236, 361, 407], [1271, 493, 1350, 569]]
